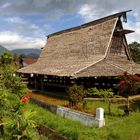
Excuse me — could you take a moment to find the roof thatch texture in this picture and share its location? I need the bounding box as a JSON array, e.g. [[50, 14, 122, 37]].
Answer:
[[18, 11, 140, 77], [76, 57, 140, 77]]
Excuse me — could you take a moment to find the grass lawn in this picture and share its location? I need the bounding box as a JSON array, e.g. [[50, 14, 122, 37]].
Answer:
[[24, 101, 140, 140], [77, 100, 125, 116]]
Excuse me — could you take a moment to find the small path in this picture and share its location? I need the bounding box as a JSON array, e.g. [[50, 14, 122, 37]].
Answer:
[[27, 90, 69, 106]]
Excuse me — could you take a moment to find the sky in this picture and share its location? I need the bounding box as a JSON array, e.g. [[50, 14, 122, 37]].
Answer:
[[0, 0, 140, 50]]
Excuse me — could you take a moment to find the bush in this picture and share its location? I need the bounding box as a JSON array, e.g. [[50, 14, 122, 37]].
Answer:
[[118, 72, 140, 97], [117, 72, 140, 113], [0, 65, 28, 98], [67, 85, 86, 107]]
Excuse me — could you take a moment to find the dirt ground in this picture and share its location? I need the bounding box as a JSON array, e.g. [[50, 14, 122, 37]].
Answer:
[[27, 90, 69, 106]]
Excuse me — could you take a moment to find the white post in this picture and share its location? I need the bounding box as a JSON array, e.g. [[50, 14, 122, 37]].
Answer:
[[95, 107, 105, 128]]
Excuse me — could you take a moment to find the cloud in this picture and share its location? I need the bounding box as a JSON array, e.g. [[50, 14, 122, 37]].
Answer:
[[76, 1, 140, 43], [5, 17, 25, 24], [5, 17, 40, 35], [0, 31, 45, 50], [0, 0, 140, 20], [1, 2, 11, 9], [0, 0, 140, 49], [125, 21, 140, 43], [78, 3, 108, 22], [78, 4, 97, 22], [0, 0, 79, 18]]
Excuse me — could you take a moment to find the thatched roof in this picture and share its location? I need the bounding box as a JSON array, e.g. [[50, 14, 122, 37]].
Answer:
[[18, 10, 140, 77]]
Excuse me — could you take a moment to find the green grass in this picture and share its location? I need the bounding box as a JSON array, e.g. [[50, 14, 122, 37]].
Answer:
[[86, 101, 124, 115], [23, 102, 140, 140]]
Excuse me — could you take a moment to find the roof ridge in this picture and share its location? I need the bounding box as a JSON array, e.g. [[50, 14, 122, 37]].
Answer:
[[107, 62, 126, 72], [104, 18, 118, 57], [74, 57, 105, 75], [48, 10, 132, 38], [74, 59, 127, 77], [74, 17, 118, 76]]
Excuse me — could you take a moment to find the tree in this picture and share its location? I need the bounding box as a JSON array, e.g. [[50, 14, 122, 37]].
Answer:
[[117, 72, 140, 114], [129, 41, 140, 64], [13, 53, 19, 61], [19, 54, 26, 68], [67, 85, 86, 107], [0, 65, 27, 98], [87, 88, 120, 114], [0, 51, 13, 65]]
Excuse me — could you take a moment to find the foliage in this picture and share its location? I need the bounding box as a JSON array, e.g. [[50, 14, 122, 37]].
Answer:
[[0, 89, 40, 139], [0, 52, 28, 98], [0, 52, 38, 139], [87, 88, 121, 114], [18, 54, 26, 68], [0, 51, 13, 65], [129, 41, 140, 64], [117, 72, 140, 97], [0, 65, 28, 98], [67, 84, 86, 107], [0, 86, 7, 111], [2, 94, 39, 139], [13, 53, 19, 61], [117, 72, 140, 114]]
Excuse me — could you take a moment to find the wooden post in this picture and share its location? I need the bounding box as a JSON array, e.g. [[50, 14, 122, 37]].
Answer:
[[41, 75, 44, 91], [35, 74, 37, 89]]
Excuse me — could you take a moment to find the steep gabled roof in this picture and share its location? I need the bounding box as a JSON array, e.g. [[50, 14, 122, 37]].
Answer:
[[18, 10, 140, 77]]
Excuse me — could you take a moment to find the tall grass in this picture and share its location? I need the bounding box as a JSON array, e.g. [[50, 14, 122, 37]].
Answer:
[[24, 102, 140, 140]]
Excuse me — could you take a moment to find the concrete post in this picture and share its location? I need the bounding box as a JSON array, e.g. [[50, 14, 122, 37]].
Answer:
[[95, 107, 105, 128]]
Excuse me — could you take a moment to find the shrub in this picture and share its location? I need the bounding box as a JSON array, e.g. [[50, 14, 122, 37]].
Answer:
[[0, 65, 28, 98], [117, 72, 140, 113], [118, 72, 140, 97], [0, 51, 13, 65], [67, 85, 86, 107]]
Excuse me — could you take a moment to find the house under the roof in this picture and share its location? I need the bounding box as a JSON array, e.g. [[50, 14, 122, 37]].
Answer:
[[18, 10, 140, 92]]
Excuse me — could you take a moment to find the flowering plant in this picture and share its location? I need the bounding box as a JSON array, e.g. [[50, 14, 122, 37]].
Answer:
[[20, 96, 29, 103]]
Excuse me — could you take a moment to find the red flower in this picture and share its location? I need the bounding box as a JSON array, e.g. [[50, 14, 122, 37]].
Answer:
[[21, 96, 29, 103]]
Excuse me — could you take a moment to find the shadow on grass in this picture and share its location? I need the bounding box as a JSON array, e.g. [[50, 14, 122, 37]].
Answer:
[[107, 133, 120, 140], [105, 112, 125, 117], [130, 100, 140, 112]]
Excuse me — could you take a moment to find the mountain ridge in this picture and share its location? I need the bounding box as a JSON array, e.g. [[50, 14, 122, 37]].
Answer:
[[12, 48, 41, 59], [0, 45, 10, 52]]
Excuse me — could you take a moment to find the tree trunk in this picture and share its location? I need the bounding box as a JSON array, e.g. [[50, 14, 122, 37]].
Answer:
[[124, 96, 130, 116], [108, 100, 111, 114], [127, 96, 130, 110], [0, 118, 4, 137]]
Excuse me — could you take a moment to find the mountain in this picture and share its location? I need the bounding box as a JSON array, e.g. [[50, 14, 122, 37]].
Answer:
[[12, 48, 41, 59], [0, 45, 9, 52]]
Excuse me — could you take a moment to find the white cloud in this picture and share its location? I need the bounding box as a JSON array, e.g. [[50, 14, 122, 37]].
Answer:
[[0, 0, 140, 46], [0, 31, 45, 50], [77, 3, 140, 43], [78, 4, 98, 22], [5, 17, 39, 33], [125, 21, 140, 43], [5, 17, 24, 24], [1, 2, 11, 9]]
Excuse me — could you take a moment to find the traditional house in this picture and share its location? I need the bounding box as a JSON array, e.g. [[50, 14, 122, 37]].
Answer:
[[18, 10, 140, 92]]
